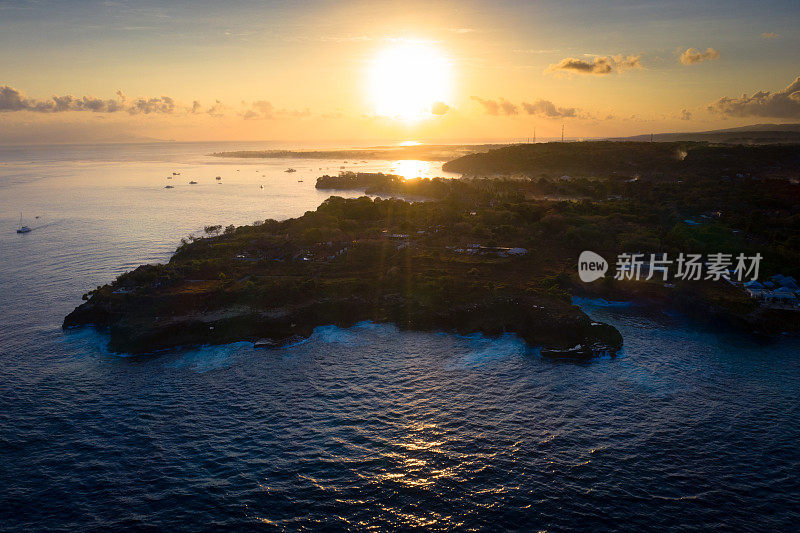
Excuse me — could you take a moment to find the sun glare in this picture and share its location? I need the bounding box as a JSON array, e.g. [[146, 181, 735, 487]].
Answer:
[[368, 42, 451, 121]]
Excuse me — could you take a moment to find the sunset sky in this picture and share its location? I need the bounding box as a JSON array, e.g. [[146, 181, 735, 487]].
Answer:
[[1, 0, 799, 144]]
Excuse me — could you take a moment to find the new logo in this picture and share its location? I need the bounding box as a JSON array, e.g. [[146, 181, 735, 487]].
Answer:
[[578, 251, 608, 282]]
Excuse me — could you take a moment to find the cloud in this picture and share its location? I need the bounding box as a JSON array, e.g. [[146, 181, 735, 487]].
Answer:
[[679, 47, 720, 65], [545, 54, 643, 76], [521, 99, 577, 118], [0, 85, 186, 115], [471, 96, 518, 115], [707, 75, 800, 118], [680, 109, 693, 120], [2, 84, 318, 121], [0, 86, 28, 111], [473, 96, 588, 119], [0, 85, 131, 113], [240, 100, 311, 120], [430, 101, 450, 115], [761, 32, 779, 39], [206, 99, 226, 117], [128, 96, 177, 114]]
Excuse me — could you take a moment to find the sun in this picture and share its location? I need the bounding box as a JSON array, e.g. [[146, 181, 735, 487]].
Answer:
[[368, 42, 452, 121]]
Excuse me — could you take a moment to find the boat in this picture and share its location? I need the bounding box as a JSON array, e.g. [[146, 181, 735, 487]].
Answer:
[[164, 185, 174, 189], [189, 180, 198, 184], [285, 168, 297, 173], [215, 176, 222, 180], [16, 213, 31, 234], [172, 172, 180, 176], [540, 345, 592, 360], [297, 180, 303, 183], [260, 185, 264, 189], [167, 176, 172, 179]]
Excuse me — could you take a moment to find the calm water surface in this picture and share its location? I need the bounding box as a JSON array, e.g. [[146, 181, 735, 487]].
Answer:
[[0, 143, 798, 531]]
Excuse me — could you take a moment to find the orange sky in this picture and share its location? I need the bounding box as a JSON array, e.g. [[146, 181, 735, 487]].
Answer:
[[1, 0, 799, 143]]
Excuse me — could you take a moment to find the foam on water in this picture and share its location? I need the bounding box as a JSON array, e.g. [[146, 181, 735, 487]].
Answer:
[[165, 342, 254, 373], [446, 332, 531, 370]]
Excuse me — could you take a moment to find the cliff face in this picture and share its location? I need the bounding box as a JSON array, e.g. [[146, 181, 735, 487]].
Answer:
[[64, 286, 622, 357]]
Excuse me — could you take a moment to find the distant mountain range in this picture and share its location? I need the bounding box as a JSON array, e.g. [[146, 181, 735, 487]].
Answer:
[[611, 123, 800, 144]]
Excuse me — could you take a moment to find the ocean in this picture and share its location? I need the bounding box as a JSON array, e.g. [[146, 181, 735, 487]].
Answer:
[[1, 142, 798, 531]]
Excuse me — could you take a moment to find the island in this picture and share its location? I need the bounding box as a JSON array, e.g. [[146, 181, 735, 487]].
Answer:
[[209, 144, 505, 162], [65, 141, 800, 357]]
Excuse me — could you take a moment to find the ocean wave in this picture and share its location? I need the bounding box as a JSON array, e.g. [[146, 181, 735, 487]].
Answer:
[[446, 332, 532, 370], [165, 341, 253, 372]]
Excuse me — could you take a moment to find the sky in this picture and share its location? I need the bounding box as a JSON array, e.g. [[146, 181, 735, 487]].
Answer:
[[1, 0, 799, 144]]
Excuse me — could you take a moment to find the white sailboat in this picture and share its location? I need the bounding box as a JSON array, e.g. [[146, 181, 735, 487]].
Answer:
[[16, 213, 31, 234]]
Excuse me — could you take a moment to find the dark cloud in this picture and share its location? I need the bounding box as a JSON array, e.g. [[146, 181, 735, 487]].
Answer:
[[707, 75, 800, 118], [545, 54, 642, 76], [471, 96, 518, 115], [430, 101, 450, 115], [679, 47, 720, 65], [0, 86, 29, 111], [680, 108, 693, 120]]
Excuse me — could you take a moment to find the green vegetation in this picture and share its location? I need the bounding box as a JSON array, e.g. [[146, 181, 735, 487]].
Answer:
[[442, 141, 800, 180], [65, 142, 800, 355]]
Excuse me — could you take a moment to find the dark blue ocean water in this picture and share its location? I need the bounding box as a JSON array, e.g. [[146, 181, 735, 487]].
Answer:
[[1, 144, 799, 531]]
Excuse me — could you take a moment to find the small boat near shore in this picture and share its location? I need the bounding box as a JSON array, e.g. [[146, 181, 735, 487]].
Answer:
[[164, 185, 174, 189], [189, 180, 198, 184], [285, 168, 297, 173]]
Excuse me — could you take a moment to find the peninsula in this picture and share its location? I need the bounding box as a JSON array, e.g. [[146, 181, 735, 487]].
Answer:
[[65, 142, 800, 356]]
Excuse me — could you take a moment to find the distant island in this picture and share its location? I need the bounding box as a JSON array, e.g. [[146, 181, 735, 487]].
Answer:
[[210, 124, 800, 165], [209, 144, 506, 162], [65, 141, 800, 357], [610, 123, 800, 144]]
